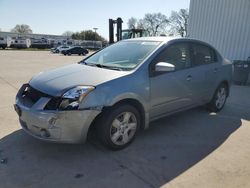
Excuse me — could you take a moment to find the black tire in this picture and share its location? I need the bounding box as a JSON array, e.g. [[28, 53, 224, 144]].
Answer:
[[207, 83, 228, 112], [68, 53, 71, 56], [96, 104, 140, 150]]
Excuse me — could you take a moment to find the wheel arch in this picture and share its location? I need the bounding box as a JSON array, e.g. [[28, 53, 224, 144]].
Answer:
[[88, 98, 148, 138]]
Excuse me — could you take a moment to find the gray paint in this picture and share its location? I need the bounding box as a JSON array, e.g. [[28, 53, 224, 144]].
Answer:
[[16, 37, 232, 143], [188, 0, 250, 61]]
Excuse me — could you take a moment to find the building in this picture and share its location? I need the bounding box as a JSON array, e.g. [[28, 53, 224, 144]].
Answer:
[[188, 0, 250, 61], [0, 31, 103, 49]]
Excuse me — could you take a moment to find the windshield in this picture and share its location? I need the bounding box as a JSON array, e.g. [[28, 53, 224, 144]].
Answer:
[[84, 41, 160, 70]]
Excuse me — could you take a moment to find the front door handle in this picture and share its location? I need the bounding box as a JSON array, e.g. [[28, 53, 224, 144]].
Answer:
[[186, 75, 192, 81], [213, 68, 218, 73]]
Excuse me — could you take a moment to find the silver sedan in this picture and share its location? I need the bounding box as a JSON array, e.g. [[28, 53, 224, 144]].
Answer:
[[15, 37, 232, 150]]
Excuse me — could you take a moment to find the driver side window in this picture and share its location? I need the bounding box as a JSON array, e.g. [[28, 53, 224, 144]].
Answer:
[[154, 43, 191, 71]]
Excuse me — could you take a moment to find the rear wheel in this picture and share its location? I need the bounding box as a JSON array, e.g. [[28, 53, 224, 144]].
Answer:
[[207, 83, 228, 112], [97, 105, 140, 150]]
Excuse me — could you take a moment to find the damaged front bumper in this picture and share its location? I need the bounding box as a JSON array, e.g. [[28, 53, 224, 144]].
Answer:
[[14, 84, 101, 143]]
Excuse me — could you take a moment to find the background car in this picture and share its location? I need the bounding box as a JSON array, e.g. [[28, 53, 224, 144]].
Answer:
[[61, 46, 89, 56], [51, 45, 71, 53]]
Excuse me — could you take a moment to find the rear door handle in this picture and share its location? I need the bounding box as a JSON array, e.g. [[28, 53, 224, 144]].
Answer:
[[186, 75, 192, 81], [213, 68, 218, 73]]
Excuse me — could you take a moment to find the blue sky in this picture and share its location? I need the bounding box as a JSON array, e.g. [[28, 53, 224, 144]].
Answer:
[[0, 0, 190, 39]]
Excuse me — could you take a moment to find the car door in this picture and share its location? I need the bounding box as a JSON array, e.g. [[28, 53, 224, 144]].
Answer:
[[190, 43, 221, 101], [71, 47, 77, 54], [149, 42, 203, 119]]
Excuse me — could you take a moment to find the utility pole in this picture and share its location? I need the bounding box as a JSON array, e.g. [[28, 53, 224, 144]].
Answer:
[[93, 27, 98, 49]]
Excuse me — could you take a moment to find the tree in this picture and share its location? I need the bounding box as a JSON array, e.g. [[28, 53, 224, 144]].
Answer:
[[11, 24, 32, 34], [72, 30, 106, 42], [127, 17, 137, 29], [62, 31, 74, 37], [169, 9, 189, 37], [127, 13, 169, 36], [142, 13, 169, 36]]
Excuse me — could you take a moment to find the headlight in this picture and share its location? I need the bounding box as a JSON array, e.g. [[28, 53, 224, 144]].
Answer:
[[60, 86, 95, 110]]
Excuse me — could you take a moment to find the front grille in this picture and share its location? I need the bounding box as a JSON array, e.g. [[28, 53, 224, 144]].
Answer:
[[19, 85, 61, 110], [23, 85, 47, 104]]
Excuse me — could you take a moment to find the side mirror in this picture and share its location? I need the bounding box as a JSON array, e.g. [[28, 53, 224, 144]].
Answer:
[[155, 62, 175, 72]]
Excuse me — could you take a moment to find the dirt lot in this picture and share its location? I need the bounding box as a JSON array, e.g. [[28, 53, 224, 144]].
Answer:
[[0, 50, 250, 188]]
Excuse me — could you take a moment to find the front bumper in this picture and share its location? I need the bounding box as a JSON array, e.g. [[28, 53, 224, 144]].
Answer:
[[14, 85, 101, 143]]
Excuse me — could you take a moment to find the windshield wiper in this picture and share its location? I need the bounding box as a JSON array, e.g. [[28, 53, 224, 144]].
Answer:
[[82, 62, 124, 71]]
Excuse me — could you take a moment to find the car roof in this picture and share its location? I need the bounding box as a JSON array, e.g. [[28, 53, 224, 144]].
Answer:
[[125, 36, 212, 45], [125, 36, 179, 43], [125, 37, 218, 52]]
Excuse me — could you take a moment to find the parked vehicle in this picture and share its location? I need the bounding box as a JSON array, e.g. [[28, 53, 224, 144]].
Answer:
[[14, 37, 233, 150], [61, 46, 89, 56], [9, 37, 31, 49], [51, 45, 70, 53], [0, 37, 7, 49], [31, 38, 51, 49]]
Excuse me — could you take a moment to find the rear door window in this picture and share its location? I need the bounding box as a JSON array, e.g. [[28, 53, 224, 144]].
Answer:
[[191, 43, 217, 66]]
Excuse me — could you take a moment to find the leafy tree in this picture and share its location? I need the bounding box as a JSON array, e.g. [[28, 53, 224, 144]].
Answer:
[[72, 30, 106, 42], [62, 31, 74, 37], [11, 24, 32, 34], [169, 9, 189, 37]]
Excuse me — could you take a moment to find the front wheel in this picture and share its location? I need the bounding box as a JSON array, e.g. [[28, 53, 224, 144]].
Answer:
[[207, 83, 228, 112], [97, 105, 140, 150]]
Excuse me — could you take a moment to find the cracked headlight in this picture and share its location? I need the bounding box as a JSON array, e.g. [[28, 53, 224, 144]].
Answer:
[[59, 86, 95, 110]]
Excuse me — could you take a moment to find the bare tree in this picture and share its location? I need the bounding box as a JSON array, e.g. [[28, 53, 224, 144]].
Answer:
[[127, 17, 137, 29], [11, 24, 32, 34], [169, 9, 189, 37], [142, 13, 169, 36], [137, 19, 146, 30], [62, 31, 74, 37]]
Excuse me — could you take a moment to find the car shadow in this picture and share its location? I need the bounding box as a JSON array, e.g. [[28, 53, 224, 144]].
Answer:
[[0, 103, 245, 188]]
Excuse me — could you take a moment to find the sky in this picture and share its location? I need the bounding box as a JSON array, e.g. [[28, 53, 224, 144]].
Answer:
[[0, 0, 190, 39]]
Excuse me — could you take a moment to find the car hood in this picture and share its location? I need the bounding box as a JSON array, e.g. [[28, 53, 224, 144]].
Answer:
[[29, 63, 130, 96]]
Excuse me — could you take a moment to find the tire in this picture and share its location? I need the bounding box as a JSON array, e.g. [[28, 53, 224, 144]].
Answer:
[[96, 104, 140, 150], [68, 53, 71, 56], [207, 83, 228, 112]]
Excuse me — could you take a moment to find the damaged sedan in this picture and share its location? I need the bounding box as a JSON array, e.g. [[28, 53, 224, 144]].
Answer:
[[14, 37, 232, 150]]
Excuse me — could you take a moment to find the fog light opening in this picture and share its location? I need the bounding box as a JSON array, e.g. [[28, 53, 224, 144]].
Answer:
[[40, 129, 50, 138]]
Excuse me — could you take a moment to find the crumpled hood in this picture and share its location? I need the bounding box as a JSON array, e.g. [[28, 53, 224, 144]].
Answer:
[[29, 64, 130, 96]]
